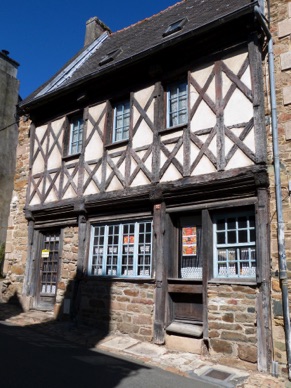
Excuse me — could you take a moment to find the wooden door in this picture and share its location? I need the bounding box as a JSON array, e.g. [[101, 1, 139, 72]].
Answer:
[[166, 214, 204, 337], [36, 231, 61, 310]]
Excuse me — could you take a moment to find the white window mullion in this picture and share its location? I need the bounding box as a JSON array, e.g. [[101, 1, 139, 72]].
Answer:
[[103, 226, 109, 276], [117, 224, 123, 276], [133, 222, 139, 276]]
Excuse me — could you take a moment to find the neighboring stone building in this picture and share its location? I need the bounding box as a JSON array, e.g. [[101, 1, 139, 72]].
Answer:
[[0, 50, 19, 271], [269, 0, 291, 378], [3, 0, 291, 381]]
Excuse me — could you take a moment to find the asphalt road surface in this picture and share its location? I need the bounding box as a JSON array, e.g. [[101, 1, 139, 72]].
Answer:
[[0, 322, 221, 388]]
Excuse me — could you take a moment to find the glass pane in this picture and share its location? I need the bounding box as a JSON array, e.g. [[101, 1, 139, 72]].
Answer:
[[238, 217, 247, 228], [216, 219, 225, 230], [217, 231, 225, 244], [227, 231, 236, 244], [238, 229, 248, 243]]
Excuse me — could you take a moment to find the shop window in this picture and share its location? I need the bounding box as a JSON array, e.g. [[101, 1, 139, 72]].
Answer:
[[179, 221, 202, 279], [88, 220, 152, 277], [213, 212, 256, 279]]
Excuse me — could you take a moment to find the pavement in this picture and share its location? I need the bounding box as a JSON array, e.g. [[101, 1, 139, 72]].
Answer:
[[0, 300, 288, 388]]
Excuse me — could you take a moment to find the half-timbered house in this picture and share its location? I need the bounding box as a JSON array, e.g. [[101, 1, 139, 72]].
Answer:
[[3, 0, 283, 375]]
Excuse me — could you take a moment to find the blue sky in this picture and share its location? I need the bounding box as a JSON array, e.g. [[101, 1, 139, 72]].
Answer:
[[2, 0, 179, 99]]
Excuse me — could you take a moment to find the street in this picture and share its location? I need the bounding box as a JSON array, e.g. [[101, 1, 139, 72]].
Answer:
[[0, 322, 220, 388]]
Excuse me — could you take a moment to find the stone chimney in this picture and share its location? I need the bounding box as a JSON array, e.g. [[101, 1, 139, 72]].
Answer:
[[84, 17, 111, 46]]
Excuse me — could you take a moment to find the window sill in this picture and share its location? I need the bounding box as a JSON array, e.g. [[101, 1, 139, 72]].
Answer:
[[105, 139, 129, 150], [86, 275, 155, 283], [62, 152, 81, 162], [208, 278, 257, 286]]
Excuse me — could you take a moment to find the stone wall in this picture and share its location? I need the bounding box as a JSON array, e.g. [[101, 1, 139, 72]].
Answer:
[[208, 284, 257, 370], [2, 117, 30, 304], [77, 279, 155, 342], [269, 0, 291, 375], [54, 226, 78, 318]]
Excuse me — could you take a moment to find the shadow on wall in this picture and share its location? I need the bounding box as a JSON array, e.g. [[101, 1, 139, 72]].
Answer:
[[0, 279, 153, 388]]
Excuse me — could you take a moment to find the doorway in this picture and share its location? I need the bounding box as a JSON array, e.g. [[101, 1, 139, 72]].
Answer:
[[35, 231, 61, 310]]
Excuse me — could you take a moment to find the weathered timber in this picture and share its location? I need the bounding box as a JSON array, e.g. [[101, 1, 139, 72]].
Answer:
[[248, 35, 267, 164], [153, 201, 167, 344], [168, 284, 203, 293]]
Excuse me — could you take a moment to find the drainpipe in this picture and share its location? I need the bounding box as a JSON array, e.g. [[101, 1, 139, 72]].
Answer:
[[254, 5, 291, 380]]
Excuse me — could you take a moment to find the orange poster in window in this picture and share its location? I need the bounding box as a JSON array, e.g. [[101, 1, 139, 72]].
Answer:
[[124, 235, 134, 244], [183, 227, 196, 236], [183, 245, 196, 255]]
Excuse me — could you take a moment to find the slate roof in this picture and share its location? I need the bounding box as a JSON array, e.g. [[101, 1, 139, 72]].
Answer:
[[21, 0, 257, 108]]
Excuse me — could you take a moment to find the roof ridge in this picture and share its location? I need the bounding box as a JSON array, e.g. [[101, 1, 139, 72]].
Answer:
[[110, 0, 186, 37]]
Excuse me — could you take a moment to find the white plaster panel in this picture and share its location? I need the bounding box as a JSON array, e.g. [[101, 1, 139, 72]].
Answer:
[[88, 103, 106, 125], [84, 180, 100, 196], [32, 124, 47, 174], [225, 136, 235, 155], [190, 142, 200, 165], [222, 72, 233, 99], [243, 128, 255, 153], [85, 130, 103, 161], [29, 192, 41, 206], [160, 150, 168, 167], [225, 148, 253, 170], [134, 85, 155, 107], [206, 78, 216, 103], [191, 64, 213, 88], [224, 89, 253, 126], [132, 118, 153, 148], [191, 100, 216, 132], [130, 158, 138, 175], [208, 134, 217, 157], [32, 153, 45, 175], [190, 84, 199, 107], [86, 103, 106, 161], [130, 170, 150, 187], [241, 65, 252, 89], [160, 163, 182, 183], [144, 153, 152, 172], [107, 175, 123, 192], [63, 185, 77, 200], [106, 164, 113, 180], [44, 174, 59, 203], [191, 155, 216, 176], [223, 51, 248, 75], [47, 146, 62, 170], [176, 145, 184, 165]]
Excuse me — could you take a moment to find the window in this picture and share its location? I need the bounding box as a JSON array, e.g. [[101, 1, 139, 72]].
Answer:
[[213, 212, 256, 279], [167, 81, 188, 128], [99, 48, 122, 66], [163, 18, 188, 37], [88, 220, 152, 277], [113, 100, 130, 142], [69, 116, 84, 155]]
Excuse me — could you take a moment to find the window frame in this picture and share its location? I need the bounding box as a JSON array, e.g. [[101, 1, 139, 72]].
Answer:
[[166, 80, 188, 129], [62, 112, 84, 159], [88, 219, 153, 278], [213, 211, 256, 280], [112, 99, 131, 143], [69, 115, 84, 155]]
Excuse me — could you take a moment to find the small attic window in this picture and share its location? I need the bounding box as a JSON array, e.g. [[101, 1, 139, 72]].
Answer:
[[99, 48, 122, 66], [163, 18, 188, 37]]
